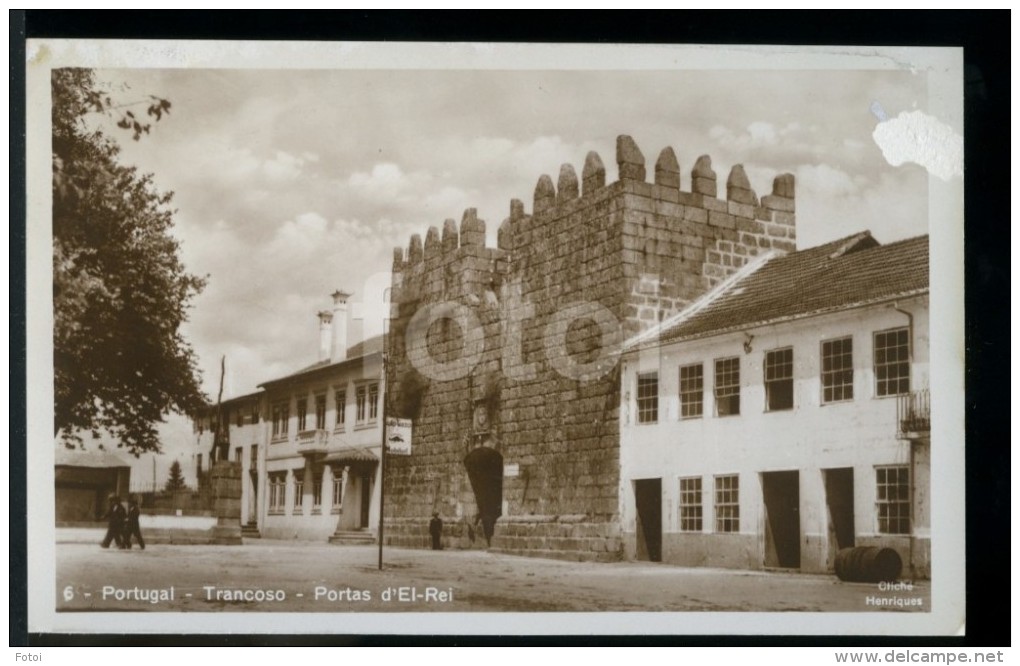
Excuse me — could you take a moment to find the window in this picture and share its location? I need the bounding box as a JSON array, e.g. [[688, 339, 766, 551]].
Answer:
[[332, 474, 344, 510], [876, 466, 910, 534], [297, 396, 308, 431], [714, 357, 740, 416], [764, 348, 794, 411], [315, 394, 327, 430], [356, 383, 380, 424], [334, 389, 347, 429], [636, 372, 659, 424], [356, 385, 367, 423], [679, 364, 704, 419], [249, 445, 258, 468], [368, 383, 380, 421], [271, 402, 289, 439], [679, 477, 703, 532], [821, 337, 854, 403], [235, 409, 243, 428], [312, 471, 323, 511], [293, 476, 304, 510], [250, 401, 259, 424], [269, 474, 285, 512], [234, 447, 242, 463], [874, 328, 910, 397], [714, 474, 739, 533]]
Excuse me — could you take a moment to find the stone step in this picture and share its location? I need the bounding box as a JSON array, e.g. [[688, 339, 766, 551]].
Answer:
[[489, 547, 623, 564], [329, 530, 376, 545]]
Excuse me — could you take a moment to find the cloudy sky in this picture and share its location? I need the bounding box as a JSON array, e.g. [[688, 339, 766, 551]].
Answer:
[[89, 62, 930, 405]]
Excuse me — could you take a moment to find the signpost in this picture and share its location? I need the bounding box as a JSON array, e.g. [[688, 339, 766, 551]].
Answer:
[[378, 361, 412, 570]]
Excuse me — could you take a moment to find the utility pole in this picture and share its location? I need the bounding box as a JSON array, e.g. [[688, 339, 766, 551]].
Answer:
[[377, 353, 387, 571]]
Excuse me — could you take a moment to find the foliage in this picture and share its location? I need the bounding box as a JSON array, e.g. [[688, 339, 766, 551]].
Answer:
[[53, 68, 207, 455], [164, 460, 186, 492]]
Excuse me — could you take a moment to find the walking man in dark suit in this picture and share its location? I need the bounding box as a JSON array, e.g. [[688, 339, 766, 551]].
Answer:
[[123, 495, 145, 550], [100, 495, 126, 549]]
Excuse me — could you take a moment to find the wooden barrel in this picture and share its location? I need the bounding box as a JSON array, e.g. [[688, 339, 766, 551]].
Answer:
[[834, 547, 903, 582]]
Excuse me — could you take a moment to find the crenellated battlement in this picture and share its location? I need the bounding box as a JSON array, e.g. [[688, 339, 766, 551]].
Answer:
[[385, 134, 798, 559], [393, 134, 796, 295]]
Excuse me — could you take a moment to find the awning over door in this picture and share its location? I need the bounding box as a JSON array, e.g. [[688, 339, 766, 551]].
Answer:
[[323, 448, 379, 465]]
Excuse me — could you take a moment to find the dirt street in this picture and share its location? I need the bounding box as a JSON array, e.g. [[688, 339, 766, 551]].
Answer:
[[54, 535, 929, 614]]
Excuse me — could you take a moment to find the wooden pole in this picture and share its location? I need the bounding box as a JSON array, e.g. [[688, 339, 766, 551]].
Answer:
[[377, 353, 387, 571]]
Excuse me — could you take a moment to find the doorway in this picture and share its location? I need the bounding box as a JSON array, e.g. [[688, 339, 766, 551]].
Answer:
[[824, 467, 855, 570], [247, 445, 258, 526], [359, 473, 372, 528], [464, 446, 504, 545], [762, 470, 800, 569], [634, 478, 662, 562]]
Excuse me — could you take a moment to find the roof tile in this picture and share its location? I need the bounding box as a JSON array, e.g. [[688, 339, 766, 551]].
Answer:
[[646, 232, 928, 345]]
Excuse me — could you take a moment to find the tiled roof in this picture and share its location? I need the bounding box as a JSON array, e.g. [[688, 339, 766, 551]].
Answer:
[[258, 334, 385, 388], [633, 231, 929, 348], [323, 447, 379, 464], [54, 447, 132, 469]]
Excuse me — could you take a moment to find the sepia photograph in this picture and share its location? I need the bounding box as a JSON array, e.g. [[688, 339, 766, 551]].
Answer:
[[24, 38, 966, 636]]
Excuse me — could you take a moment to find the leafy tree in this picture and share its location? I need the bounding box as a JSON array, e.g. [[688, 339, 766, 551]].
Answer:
[[53, 68, 207, 455], [164, 460, 186, 492]]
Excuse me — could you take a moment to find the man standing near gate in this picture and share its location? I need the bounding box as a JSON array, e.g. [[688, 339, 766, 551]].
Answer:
[[429, 512, 443, 550]]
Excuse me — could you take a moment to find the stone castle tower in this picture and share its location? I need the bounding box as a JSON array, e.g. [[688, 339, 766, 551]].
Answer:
[[385, 135, 796, 560]]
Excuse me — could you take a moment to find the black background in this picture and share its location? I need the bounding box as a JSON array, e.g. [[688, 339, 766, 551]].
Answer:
[[11, 10, 1009, 648]]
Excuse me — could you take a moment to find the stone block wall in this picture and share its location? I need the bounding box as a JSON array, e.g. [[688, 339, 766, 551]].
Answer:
[[385, 135, 796, 560]]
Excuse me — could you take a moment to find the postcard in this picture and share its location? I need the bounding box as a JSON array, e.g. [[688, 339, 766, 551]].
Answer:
[[26, 40, 965, 636]]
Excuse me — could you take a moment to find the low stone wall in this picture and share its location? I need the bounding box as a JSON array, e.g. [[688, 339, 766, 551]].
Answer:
[[384, 514, 623, 562], [382, 516, 489, 551], [490, 515, 624, 563], [56, 513, 236, 546]]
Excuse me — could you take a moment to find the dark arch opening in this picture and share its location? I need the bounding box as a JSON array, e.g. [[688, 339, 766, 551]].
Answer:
[[463, 446, 503, 546]]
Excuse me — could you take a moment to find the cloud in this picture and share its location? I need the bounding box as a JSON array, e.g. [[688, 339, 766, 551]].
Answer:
[[262, 151, 309, 181], [709, 121, 802, 152], [794, 163, 863, 198]]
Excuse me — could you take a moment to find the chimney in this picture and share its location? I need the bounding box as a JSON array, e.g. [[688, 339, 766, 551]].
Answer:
[[317, 310, 333, 362], [330, 289, 352, 363]]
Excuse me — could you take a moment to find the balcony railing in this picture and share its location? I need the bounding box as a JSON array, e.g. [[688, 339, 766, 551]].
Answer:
[[897, 389, 930, 438], [296, 429, 330, 456]]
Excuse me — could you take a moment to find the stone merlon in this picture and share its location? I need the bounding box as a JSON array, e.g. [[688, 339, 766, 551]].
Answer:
[[424, 226, 441, 260], [762, 173, 796, 213], [772, 173, 795, 198], [510, 198, 525, 222], [408, 233, 423, 264], [534, 174, 556, 214], [726, 164, 758, 206], [557, 164, 579, 203], [692, 154, 717, 197], [582, 151, 606, 195], [460, 208, 485, 246], [442, 218, 459, 252], [498, 218, 512, 250], [616, 135, 646, 182], [655, 147, 681, 189]]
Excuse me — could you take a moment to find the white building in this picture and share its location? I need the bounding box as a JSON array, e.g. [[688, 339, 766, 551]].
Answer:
[[195, 290, 385, 543], [619, 232, 930, 578], [256, 290, 385, 542]]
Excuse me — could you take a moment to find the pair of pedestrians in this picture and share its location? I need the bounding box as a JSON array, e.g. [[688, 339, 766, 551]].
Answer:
[[100, 494, 145, 550]]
